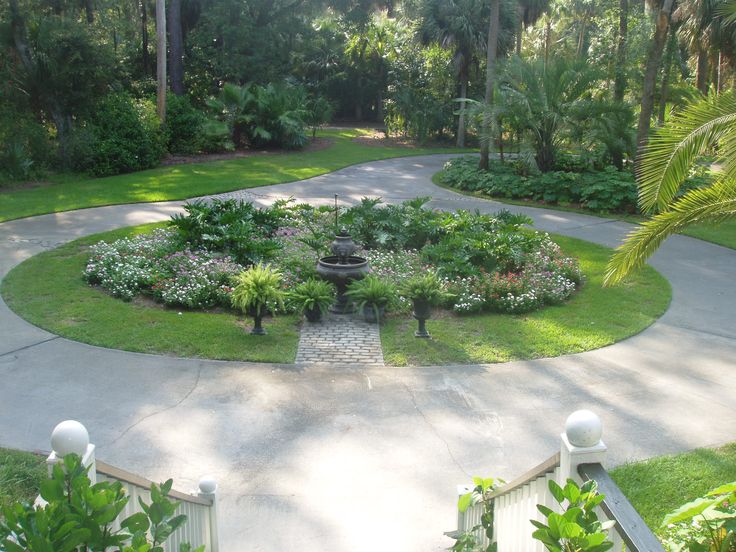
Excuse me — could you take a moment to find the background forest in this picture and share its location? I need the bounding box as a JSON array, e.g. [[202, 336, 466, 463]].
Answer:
[[1, 0, 734, 181]]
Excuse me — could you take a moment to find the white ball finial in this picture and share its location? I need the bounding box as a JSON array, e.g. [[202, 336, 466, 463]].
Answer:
[[565, 410, 602, 447], [51, 420, 89, 457], [198, 475, 217, 495]]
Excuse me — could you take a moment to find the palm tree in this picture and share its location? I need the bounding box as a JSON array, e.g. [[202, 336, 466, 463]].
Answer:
[[500, 56, 604, 172], [604, 92, 736, 285], [419, 0, 487, 147]]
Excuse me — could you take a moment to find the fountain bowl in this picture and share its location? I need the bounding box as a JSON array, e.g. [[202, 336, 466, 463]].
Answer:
[[316, 255, 369, 313]]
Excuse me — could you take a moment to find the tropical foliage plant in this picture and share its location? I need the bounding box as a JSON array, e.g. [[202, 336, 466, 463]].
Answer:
[[289, 278, 336, 315], [531, 479, 614, 552], [0, 453, 203, 552], [605, 92, 736, 285], [659, 481, 736, 552], [345, 275, 398, 320], [449, 476, 502, 552]]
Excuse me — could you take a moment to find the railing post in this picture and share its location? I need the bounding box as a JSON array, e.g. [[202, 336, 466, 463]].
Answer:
[[47, 420, 97, 484], [198, 475, 219, 552], [559, 410, 606, 486]]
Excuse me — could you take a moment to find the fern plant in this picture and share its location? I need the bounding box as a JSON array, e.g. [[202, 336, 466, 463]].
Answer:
[[231, 264, 285, 335]]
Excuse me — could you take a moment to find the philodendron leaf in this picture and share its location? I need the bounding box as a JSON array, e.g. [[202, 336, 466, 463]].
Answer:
[[706, 482, 736, 496], [662, 497, 721, 525], [549, 480, 565, 504], [458, 492, 474, 513]]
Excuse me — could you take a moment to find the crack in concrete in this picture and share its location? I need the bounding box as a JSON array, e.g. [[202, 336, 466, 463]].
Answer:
[[105, 363, 204, 446], [0, 336, 60, 358], [400, 381, 470, 479]]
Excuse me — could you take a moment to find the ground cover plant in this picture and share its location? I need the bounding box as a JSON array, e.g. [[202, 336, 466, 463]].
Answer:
[[2, 198, 670, 364]]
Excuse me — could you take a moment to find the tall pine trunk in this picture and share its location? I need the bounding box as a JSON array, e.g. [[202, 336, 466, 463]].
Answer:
[[168, 0, 185, 95], [635, 0, 674, 162], [456, 68, 468, 148], [613, 0, 627, 103], [479, 0, 500, 170], [141, 0, 151, 76], [657, 28, 676, 125], [156, 0, 166, 122]]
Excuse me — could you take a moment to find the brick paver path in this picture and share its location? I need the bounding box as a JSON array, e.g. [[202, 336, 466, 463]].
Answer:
[[296, 311, 384, 365]]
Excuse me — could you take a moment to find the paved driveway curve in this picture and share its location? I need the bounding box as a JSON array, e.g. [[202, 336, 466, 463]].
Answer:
[[1, 155, 736, 551]]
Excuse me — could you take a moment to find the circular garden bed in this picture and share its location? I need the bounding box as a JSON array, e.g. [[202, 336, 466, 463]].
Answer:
[[0, 198, 671, 365]]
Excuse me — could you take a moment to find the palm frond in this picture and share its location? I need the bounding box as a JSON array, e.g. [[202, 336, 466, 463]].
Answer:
[[604, 177, 736, 285], [638, 91, 736, 214]]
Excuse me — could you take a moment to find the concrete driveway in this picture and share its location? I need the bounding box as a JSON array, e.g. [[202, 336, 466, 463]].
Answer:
[[1, 155, 735, 551]]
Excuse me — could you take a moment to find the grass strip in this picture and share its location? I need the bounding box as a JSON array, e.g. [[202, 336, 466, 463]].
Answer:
[[380, 234, 671, 365], [1, 223, 300, 363], [0, 448, 46, 510], [610, 442, 736, 530], [0, 130, 468, 223]]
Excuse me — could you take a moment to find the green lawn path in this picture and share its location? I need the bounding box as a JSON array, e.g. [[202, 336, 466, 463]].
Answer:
[[2, 226, 670, 365], [0, 129, 469, 223]]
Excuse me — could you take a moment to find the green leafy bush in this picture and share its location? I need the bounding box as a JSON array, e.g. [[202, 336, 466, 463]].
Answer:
[[289, 278, 335, 315], [231, 263, 286, 317], [169, 199, 288, 265], [532, 479, 614, 552], [206, 82, 308, 150], [70, 93, 165, 176], [0, 453, 203, 552], [165, 94, 207, 155], [441, 157, 638, 213], [346, 275, 397, 319]]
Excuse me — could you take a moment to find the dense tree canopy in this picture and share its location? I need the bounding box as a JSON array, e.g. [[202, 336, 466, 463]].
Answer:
[[0, 0, 733, 178]]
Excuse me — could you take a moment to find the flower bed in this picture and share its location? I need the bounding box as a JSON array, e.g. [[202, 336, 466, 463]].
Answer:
[[83, 198, 584, 316]]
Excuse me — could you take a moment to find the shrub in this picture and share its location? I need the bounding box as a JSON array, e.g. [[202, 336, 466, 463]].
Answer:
[[231, 263, 286, 317], [165, 93, 206, 154], [441, 157, 638, 213], [0, 453, 203, 552], [70, 93, 165, 176], [169, 199, 288, 265]]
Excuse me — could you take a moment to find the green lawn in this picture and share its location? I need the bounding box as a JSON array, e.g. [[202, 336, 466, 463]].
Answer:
[[0, 448, 46, 510], [2, 227, 670, 365], [0, 129, 469, 223], [610, 442, 736, 531], [380, 234, 671, 365], [1, 223, 300, 363], [433, 171, 736, 251]]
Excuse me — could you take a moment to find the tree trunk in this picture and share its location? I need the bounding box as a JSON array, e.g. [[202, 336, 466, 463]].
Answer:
[[696, 47, 708, 94], [168, 0, 185, 95], [635, 0, 674, 162], [156, 0, 166, 122], [576, 12, 589, 57], [544, 18, 552, 67], [516, 6, 523, 55], [657, 28, 676, 125], [479, 0, 500, 170], [141, 0, 151, 76], [456, 70, 468, 148], [613, 0, 628, 103], [84, 0, 94, 23]]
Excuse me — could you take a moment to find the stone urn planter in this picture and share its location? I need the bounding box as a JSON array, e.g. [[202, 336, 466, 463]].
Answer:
[[362, 304, 385, 324], [304, 305, 322, 323], [412, 298, 432, 338], [248, 307, 266, 335]]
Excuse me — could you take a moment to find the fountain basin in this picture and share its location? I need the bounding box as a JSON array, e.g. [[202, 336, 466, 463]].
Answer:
[[317, 255, 369, 313]]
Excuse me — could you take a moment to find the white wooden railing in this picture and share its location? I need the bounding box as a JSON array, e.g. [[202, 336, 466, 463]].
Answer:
[[455, 410, 664, 552], [40, 420, 219, 552]]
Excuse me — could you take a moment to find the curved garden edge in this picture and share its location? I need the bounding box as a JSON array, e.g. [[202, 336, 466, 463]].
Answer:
[[431, 169, 736, 252], [0, 222, 671, 366]]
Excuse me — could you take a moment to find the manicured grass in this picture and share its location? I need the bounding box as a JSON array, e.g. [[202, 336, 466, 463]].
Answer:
[[433, 170, 736, 251], [610, 442, 736, 530], [380, 234, 671, 365], [1, 224, 300, 363], [0, 448, 46, 510], [0, 129, 469, 223], [2, 226, 670, 365]]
